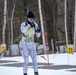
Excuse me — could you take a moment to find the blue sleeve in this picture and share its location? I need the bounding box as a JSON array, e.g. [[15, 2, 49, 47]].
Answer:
[[33, 22, 41, 37]]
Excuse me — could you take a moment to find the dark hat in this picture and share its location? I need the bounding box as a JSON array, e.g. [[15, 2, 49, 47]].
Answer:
[[27, 11, 35, 18]]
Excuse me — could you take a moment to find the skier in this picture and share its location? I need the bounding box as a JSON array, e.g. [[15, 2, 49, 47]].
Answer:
[[19, 11, 41, 75]]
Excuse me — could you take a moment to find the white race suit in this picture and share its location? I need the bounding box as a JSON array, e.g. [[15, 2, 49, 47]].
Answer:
[[19, 21, 41, 74]]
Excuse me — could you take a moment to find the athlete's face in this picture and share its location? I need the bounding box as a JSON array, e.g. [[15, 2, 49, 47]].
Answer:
[[27, 18, 35, 23]]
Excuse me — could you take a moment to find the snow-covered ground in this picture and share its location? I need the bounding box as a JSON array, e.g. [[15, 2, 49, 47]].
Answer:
[[0, 52, 76, 75]]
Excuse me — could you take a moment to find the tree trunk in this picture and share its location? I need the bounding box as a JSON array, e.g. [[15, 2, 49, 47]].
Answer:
[[2, 0, 7, 44], [38, 0, 46, 54], [74, 0, 76, 51], [11, 0, 16, 44]]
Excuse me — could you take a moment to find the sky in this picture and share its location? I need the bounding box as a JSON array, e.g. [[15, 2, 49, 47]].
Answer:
[[0, 52, 76, 75]]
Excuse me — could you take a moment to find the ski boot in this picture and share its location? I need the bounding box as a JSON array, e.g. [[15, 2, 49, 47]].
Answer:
[[24, 73, 27, 75], [34, 72, 39, 75]]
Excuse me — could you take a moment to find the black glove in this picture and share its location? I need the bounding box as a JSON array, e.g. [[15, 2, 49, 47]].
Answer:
[[27, 21, 35, 28], [31, 22, 36, 28], [35, 28, 41, 32]]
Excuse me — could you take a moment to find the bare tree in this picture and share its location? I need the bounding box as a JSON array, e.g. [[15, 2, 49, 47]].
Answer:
[[64, 0, 68, 45], [74, 0, 76, 51], [11, 0, 16, 44], [38, 0, 46, 53], [2, 0, 7, 44]]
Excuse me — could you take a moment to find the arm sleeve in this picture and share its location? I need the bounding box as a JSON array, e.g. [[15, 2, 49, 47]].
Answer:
[[20, 22, 31, 34], [34, 22, 41, 38], [36, 32, 41, 37]]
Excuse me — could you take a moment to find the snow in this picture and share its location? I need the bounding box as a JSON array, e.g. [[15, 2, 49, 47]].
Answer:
[[0, 52, 76, 75]]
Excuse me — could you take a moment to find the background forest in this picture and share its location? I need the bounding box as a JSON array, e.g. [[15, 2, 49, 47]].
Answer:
[[0, 0, 75, 56]]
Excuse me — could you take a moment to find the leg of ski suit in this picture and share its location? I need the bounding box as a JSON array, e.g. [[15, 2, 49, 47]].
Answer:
[[28, 42, 38, 72], [19, 41, 38, 74]]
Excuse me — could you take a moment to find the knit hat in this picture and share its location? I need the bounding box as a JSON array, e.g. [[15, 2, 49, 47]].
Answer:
[[27, 11, 35, 18]]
